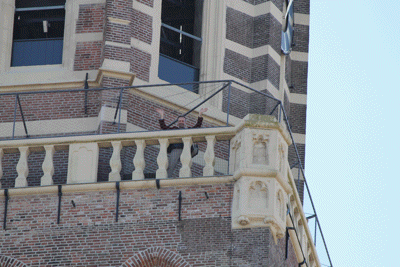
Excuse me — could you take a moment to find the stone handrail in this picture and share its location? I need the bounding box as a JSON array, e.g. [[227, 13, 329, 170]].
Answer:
[[0, 126, 237, 187]]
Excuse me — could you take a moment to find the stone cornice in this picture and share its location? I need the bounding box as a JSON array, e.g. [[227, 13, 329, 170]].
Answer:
[[0, 176, 235, 197]]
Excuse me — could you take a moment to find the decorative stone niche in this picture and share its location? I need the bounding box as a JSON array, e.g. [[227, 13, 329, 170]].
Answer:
[[232, 176, 287, 242], [231, 114, 292, 243], [67, 142, 99, 184]]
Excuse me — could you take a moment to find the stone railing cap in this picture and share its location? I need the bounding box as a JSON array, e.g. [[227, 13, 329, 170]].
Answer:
[[238, 114, 292, 145]]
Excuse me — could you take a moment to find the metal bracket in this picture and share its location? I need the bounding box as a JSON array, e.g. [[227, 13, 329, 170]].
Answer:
[[115, 182, 120, 222], [3, 189, 9, 230], [178, 191, 182, 221], [57, 185, 62, 224], [84, 73, 89, 114]]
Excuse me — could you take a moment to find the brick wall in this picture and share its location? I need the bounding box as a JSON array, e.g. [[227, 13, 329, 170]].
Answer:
[[224, 49, 280, 87], [74, 41, 103, 71], [75, 4, 106, 34], [294, 0, 310, 14], [106, 23, 131, 45], [288, 103, 306, 135], [226, 8, 282, 52], [0, 91, 101, 124], [222, 86, 280, 120], [0, 183, 299, 266], [241, 0, 283, 10], [224, 49, 252, 83], [106, 0, 133, 21], [222, 86, 251, 119], [135, 0, 153, 7], [292, 24, 309, 53], [290, 60, 308, 95], [131, 9, 153, 44], [131, 48, 151, 82]]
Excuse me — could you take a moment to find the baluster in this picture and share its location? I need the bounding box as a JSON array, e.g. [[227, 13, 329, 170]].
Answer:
[[179, 137, 192, 178], [203, 135, 216, 176], [15, 146, 30, 187], [132, 140, 146, 180], [0, 148, 3, 188], [109, 141, 122, 181], [156, 138, 169, 179], [41, 145, 55, 186]]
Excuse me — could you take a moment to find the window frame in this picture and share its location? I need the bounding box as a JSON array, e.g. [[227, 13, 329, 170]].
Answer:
[[11, 2, 67, 67]]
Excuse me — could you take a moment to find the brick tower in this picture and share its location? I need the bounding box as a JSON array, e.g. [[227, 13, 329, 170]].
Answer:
[[0, 0, 325, 266]]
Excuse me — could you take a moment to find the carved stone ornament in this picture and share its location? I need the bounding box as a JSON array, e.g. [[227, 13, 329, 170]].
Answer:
[[252, 133, 269, 165], [67, 143, 99, 184], [230, 135, 242, 173], [232, 176, 287, 243], [238, 216, 250, 226]]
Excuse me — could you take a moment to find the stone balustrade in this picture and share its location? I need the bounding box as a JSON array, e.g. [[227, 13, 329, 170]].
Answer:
[[0, 126, 235, 188], [0, 114, 321, 267]]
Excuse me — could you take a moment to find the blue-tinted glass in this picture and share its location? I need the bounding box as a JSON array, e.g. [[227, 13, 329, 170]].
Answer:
[[11, 39, 63, 66], [158, 54, 199, 93]]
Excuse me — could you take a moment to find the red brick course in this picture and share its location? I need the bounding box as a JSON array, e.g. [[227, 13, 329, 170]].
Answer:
[[131, 9, 153, 44], [106, 22, 131, 45], [74, 41, 103, 71], [135, 0, 153, 8], [131, 48, 151, 81], [0, 91, 101, 124], [107, 0, 133, 21], [75, 4, 106, 34]]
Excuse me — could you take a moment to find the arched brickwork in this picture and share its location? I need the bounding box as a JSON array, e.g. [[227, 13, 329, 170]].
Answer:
[[0, 256, 28, 267], [121, 247, 191, 267]]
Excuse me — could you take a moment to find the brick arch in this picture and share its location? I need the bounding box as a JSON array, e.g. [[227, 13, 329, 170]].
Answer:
[[0, 256, 28, 267], [121, 247, 191, 267]]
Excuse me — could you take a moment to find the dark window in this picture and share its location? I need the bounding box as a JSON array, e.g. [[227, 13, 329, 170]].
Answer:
[[11, 0, 66, 66], [158, 0, 203, 92]]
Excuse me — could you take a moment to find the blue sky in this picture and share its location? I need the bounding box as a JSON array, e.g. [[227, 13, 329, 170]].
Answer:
[[306, 1, 400, 266]]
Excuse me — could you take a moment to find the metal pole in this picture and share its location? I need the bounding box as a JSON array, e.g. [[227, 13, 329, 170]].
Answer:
[[231, 80, 281, 102], [12, 95, 18, 139], [17, 95, 29, 137], [314, 217, 317, 245], [57, 185, 62, 224], [167, 82, 230, 127], [269, 101, 281, 117], [115, 182, 120, 222], [84, 73, 89, 115], [0, 80, 234, 97], [161, 23, 202, 42], [226, 81, 232, 126], [178, 191, 182, 221], [3, 189, 9, 230], [117, 89, 123, 133]]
